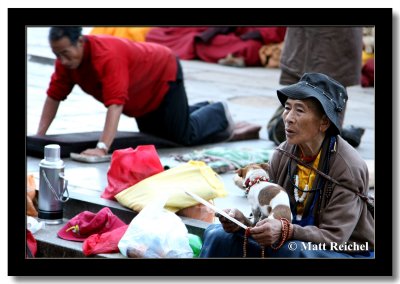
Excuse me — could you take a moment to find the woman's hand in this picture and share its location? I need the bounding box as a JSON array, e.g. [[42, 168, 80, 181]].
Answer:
[[80, 147, 107, 156], [217, 209, 251, 233], [249, 218, 282, 247]]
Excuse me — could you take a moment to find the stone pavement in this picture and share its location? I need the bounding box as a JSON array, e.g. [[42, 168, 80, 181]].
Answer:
[[26, 27, 375, 257]]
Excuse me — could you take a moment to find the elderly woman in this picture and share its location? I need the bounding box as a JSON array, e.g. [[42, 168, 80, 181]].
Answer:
[[200, 73, 374, 258]]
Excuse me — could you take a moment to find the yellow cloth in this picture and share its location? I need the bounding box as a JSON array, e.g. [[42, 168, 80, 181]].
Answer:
[[90, 27, 152, 42], [296, 151, 321, 216], [115, 161, 227, 212], [362, 50, 374, 66], [258, 42, 283, 68]]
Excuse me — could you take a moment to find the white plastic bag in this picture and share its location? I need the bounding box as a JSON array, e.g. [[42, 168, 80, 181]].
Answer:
[[27, 216, 45, 234], [118, 194, 193, 258]]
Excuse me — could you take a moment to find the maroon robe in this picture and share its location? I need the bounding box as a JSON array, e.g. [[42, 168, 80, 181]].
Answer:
[[146, 27, 287, 66]]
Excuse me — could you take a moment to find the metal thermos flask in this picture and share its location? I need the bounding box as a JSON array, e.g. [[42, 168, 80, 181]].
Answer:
[[38, 144, 69, 224]]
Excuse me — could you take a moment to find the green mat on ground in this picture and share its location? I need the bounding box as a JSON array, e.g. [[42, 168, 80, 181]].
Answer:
[[173, 147, 274, 173]]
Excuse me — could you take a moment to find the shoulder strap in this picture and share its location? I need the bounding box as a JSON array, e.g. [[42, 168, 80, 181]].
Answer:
[[276, 147, 341, 185], [276, 147, 372, 204]]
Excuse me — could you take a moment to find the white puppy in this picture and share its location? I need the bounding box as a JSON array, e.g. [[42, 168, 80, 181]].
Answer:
[[234, 163, 292, 225]]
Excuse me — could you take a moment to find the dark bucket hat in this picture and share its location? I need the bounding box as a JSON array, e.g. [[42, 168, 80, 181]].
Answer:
[[277, 72, 348, 135]]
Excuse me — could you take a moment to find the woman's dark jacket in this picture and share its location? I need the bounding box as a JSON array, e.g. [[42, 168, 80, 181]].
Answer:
[[268, 135, 374, 250]]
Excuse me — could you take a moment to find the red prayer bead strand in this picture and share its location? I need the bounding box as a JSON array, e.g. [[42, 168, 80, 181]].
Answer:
[[243, 227, 265, 258], [243, 228, 251, 257], [243, 218, 292, 257]]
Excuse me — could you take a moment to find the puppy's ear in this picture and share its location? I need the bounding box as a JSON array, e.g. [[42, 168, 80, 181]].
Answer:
[[260, 163, 270, 172], [233, 174, 245, 189], [236, 168, 244, 177]]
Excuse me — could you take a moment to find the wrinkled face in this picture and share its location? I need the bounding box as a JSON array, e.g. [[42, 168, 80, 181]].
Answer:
[[282, 98, 329, 145], [50, 36, 84, 69]]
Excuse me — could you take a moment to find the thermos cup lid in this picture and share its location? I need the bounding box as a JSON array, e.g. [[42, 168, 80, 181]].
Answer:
[[44, 144, 61, 162]]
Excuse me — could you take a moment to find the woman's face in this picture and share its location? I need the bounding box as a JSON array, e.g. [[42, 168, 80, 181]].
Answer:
[[50, 36, 84, 70], [282, 98, 330, 146]]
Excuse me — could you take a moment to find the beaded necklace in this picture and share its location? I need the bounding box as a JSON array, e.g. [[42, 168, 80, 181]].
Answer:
[[294, 175, 309, 203], [283, 136, 338, 224], [290, 151, 321, 221]]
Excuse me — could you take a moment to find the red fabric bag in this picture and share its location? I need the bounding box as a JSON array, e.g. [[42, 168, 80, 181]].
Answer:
[[26, 229, 37, 258], [361, 58, 374, 87], [58, 207, 126, 242], [101, 145, 164, 200], [82, 225, 128, 256]]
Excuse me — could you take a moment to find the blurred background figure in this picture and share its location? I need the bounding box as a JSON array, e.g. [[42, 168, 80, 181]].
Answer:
[[269, 27, 367, 148], [146, 26, 287, 67]]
